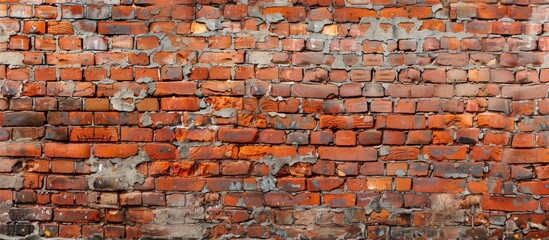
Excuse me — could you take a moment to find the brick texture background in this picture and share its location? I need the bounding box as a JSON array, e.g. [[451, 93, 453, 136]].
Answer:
[[0, 0, 548, 239]]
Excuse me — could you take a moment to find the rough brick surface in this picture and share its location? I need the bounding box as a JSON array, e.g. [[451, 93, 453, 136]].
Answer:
[[0, 0, 549, 239]]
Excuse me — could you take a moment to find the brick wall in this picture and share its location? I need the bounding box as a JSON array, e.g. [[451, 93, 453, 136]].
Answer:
[[0, 0, 548, 239]]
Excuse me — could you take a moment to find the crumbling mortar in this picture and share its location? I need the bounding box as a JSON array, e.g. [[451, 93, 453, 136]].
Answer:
[[86, 150, 151, 191]]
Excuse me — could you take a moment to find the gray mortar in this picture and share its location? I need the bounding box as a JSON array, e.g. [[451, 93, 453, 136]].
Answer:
[[98, 78, 115, 84], [195, 18, 223, 31], [260, 153, 318, 174], [0, 81, 5, 98], [248, 6, 264, 19], [140, 224, 208, 239], [143, 82, 157, 96], [167, 207, 206, 224], [306, 19, 333, 33], [86, 151, 151, 191], [174, 141, 211, 159], [134, 76, 157, 95], [136, 76, 154, 84], [378, 146, 390, 156], [248, 51, 274, 67], [258, 151, 318, 192], [248, 79, 272, 98], [260, 175, 277, 192], [265, 13, 285, 23], [0, 52, 24, 66], [271, 0, 292, 6], [110, 87, 147, 112], [229, 181, 243, 191], [73, 20, 96, 37], [182, 52, 197, 79], [152, 208, 170, 224], [0, 22, 14, 43], [0, 32, 9, 43], [251, 29, 273, 43], [0, 233, 40, 240], [64, 81, 76, 97], [198, 98, 208, 109], [541, 53, 549, 68], [0, 201, 10, 223], [139, 112, 153, 127], [0, 174, 23, 190], [214, 108, 236, 118], [505, 220, 519, 234], [433, 4, 449, 19], [159, 36, 178, 51], [331, 55, 347, 69]]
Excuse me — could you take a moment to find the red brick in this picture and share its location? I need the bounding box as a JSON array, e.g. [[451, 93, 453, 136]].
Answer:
[[22, 20, 45, 34], [291, 83, 338, 99], [503, 149, 549, 164], [383, 131, 405, 145], [98, 22, 148, 35], [276, 178, 306, 192], [69, 127, 118, 142], [155, 177, 205, 191], [9, 207, 53, 221], [423, 146, 468, 161], [335, 8, 377, 22], [491, 22, 521, 35], [62, 5, 84, 18], [54, 209, 100, 223], [476, 4, 506, 19], [435, 53, 469, 67], [93, 144, 139, 158], [47, 21, 73, 34], [223, 192, 263, 208], [334, 130, 356, 146], [160, 97, 200, 111], [259, 129, 286, 144], [263, 7, 306, 22], [319, 115, 373, 129], [386, 115, 426, 129], [381, 146, 420, 161], [218, 127, 258, 143], [223, 5, 247, 20], [264, 192, 320, 207], [121, 127, 153, 142], [189, 145, 237, 160], [44, 143, 90, 158], [481, 196, 538, 212], [358, 131, 382, 145], [477, 113, 514, 130], [143, 143, 179, 160], [199, 52, 244, 65], [470, 146, 502, 161], [47, 176, 88, 190], [307, 178, 344, 191], [10, 4, 32, 18], [0, 142, 41, 157], [9, 35, 30, 50], [318, 146, 377, 161], [324, 193, 356, 207], [412, 178, 466, 193]]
